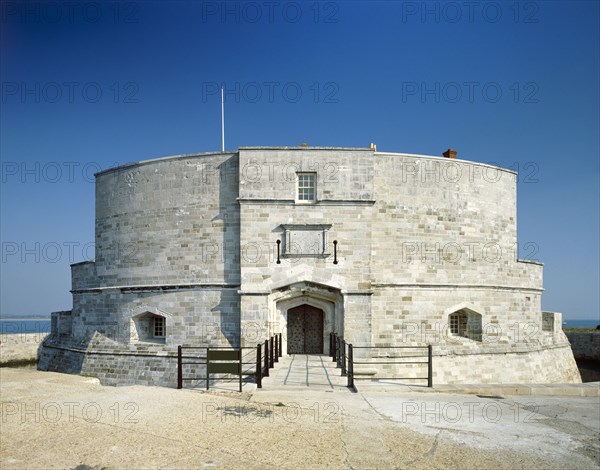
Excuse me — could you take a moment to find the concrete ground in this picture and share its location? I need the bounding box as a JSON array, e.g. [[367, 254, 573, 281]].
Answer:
[[1, 356, 599, 469]]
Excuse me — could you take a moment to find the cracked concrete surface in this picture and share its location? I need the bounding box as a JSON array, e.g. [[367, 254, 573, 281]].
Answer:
[[360, 392, 599, 468], [1, 362, 599, 469]]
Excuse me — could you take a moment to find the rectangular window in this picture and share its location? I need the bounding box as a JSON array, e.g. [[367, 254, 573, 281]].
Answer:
[[153, 316, 165, 338], [297, 173, 316, 202], [449, 313, 464, 336], [449, 310, 482, 341]]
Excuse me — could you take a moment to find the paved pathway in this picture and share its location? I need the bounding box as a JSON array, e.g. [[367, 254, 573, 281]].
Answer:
[[259, 354, 348, 391]]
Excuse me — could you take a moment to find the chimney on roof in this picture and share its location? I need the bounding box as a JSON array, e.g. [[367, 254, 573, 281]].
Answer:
[[443, 148, 457, 159], [370, 143, 377, 151]]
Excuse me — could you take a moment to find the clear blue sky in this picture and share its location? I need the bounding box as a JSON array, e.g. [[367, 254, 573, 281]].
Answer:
[[1, 1, 598, 320]]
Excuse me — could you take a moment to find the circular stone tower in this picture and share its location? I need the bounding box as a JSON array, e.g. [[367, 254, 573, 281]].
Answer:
[[39, 147, 581, 387]]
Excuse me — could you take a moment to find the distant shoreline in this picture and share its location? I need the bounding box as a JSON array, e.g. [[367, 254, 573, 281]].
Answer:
[[1, 317, 51, 320], [1, 319, 52, 335]]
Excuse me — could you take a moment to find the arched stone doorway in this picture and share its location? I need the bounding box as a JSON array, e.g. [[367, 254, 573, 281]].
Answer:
[[268, 281, 343, 355], [287, 304, 324, 354]]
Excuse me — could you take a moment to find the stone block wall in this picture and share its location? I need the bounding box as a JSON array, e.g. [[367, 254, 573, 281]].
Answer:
[[93, 152, 240, 287], [237, 148, 375, 294], [71, 261, 96, 291], [372, 154, 542, 290], [432, 343, 581, 383], [352, 344, 580, 384], [39, 332, 258, 387], [70, 288, 240, 346], [370, 288, 545, 348], [68, 152, 242, 348], [566, 332, 600, 361], [238, 147, 373, 202], [38, 147, 581, 386]]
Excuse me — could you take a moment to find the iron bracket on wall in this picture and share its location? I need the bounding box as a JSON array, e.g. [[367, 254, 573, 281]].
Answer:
[[276, 239, 281, 264], [333, 240, 338, 264]]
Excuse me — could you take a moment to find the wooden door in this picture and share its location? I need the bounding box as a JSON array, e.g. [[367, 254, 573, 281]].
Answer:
[[287, 304, 324, 354]]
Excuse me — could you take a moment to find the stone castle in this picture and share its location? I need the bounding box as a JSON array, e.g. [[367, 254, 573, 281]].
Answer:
[[39, 146, 581, 386]]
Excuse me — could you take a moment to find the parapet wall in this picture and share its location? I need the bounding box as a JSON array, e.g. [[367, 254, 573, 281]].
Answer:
[[434, 344, 580, 383], [565, 332, 600, 362]]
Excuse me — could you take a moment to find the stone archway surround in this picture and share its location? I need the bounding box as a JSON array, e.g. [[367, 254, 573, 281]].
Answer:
[[268, 282, 343, 356], [126, 305, 173, 345]]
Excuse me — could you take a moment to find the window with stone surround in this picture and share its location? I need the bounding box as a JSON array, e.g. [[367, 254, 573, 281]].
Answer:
[[449, 309, 482, 341], [131, 312, 166, 344], [297, 172, 316, 202]]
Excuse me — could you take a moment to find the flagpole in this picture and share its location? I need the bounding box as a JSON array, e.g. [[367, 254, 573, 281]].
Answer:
[[221, 85, 225, 152]]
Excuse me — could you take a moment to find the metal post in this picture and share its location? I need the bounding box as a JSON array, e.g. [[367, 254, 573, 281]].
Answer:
[[221, 86, 225, 151], [331, 334, 335, 359], [341, 340, 347, 376], [274, 334, 279, 363], [427, 344, 433, 388], [264, 339, 269, 377], [206, 347, 210, 390], [347, 344, 354, 388], [278, 333, 282, 357], [332, 334, 337, 362], [177, 345, 182, 389], [238, 349, 242, 393], [256, 343, 262, 388], [269, 336, 275, 368], [336, 336, 341, 368], [329, 333, 335, 362]]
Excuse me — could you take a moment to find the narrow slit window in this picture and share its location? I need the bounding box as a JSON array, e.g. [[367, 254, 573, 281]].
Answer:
[[297, 173, 316, 202]]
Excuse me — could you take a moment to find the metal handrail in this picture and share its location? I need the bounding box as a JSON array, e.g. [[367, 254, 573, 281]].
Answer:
[[255, 334, 283, 388], [329, 333, 433, 388], [178, 334, 284, 390]]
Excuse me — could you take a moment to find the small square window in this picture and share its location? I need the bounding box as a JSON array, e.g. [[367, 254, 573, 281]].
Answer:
[[153, 316, 165, 338], [449, 309, 482, 342], [297, 173, 316, 202]]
